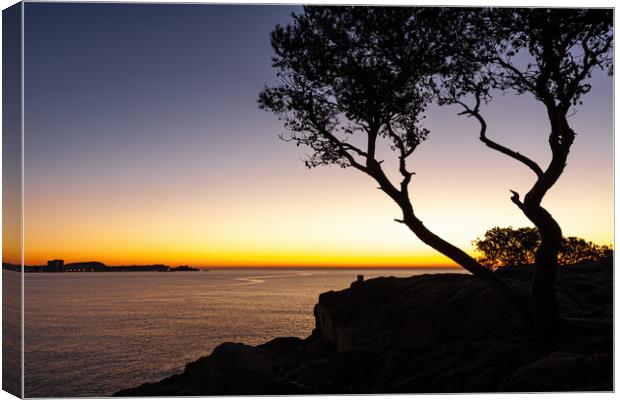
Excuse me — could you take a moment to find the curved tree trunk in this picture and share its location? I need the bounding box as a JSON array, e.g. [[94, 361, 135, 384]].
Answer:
[[401, 204, 523, 300], [520, 200, 563, 343], [398, 202, 532, 322], [515, 109, 574, 343], [466, 101, 575, 342], [364, 160, 531, 318]]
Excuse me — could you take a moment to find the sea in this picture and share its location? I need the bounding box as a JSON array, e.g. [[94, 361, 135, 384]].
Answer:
[[6, 268, 456, 397]]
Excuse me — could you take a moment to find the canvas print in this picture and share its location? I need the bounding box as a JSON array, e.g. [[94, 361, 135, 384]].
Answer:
[[1, 2, 614, 397]]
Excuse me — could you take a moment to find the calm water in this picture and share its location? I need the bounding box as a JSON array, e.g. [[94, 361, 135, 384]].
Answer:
[[21, 269, 452, 397], [3, 270, 22, 397]]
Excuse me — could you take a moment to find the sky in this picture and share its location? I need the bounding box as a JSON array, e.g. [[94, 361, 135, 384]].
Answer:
[[2, 3, 22, 266], [11, 3, 614, 267]]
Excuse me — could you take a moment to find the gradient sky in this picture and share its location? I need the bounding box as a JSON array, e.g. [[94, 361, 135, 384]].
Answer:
[[16, 3, 613, 267], [2, 3, 22, 265]]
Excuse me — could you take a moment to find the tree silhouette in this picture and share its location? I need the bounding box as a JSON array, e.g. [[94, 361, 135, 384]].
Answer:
[[258, 7, 524, 306], [474, 227, 539, 268], [439, 8, 613, 336], [474, 227, 612, 269], [558, 237, 612, 266], [259, 7, 612, 338]]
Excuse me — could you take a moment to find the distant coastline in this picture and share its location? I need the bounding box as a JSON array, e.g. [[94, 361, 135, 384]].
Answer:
[[202, 266, 458, 270], [2, 261, 201, 273], [2, 263, 459, 272]]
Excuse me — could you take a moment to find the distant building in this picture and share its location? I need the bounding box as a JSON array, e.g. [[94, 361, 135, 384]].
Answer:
[[170, 265, 199, 272], [64, 261, 107, 272], [46, 259, 65, 272]]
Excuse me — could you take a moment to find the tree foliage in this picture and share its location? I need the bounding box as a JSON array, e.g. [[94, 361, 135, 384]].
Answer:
[[558, 237, 613, 266], [258, 7, 442, 171], [473, 227, 540, 268], [440, 8, 613, 111], [474, 227, 612, 269]]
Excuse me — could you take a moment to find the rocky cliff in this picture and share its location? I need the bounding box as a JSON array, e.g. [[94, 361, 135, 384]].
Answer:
[[115, 261, 612, 395]]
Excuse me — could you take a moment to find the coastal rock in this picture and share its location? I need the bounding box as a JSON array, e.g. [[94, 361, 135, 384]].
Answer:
[[115, 341, 311, 396], [115, 260, 612, 396], [500, 352, 613, 391]]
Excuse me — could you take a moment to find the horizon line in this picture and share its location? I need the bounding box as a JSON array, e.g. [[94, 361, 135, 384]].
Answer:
[[3, 260, 459, 269]]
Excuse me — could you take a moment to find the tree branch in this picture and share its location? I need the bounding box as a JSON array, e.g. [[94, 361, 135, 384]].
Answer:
[[509, 190, 524, 209], [304, 103, 369, 172], [457, 99, 544, 178], [385, 122, 415, 193], [320, 127, 368, 172]]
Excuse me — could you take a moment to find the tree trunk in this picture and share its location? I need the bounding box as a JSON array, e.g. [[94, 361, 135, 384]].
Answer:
[[519, 201, 562, 343], [398, 201, 531, 320], [468, 97, 575, 342], [532, 243, 559, 343], [366, 156, 531, 322], [519, 142, 567, 343], [522, 111, 573, 343]]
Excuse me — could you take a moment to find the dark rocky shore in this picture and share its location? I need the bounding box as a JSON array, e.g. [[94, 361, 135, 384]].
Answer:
[[115, 261, 612, 395]]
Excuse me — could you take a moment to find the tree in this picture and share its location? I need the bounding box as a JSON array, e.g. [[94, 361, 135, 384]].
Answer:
[[259, 7, 613, 340], [473, 227, 539, 268], [439, 8, 613, 337], [558, 237, 612, 266], [473, 226, 612, 269], [258, 7, 524, 308]]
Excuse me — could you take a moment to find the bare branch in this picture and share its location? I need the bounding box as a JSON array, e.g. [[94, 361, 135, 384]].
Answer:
[[509, 190, 524, 209], [385, 122, 415, 193], [457, 98, 544, 178]]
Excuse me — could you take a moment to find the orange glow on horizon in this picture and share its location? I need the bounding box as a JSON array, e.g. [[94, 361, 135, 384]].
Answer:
[[14, 151, 613, 268], [14, 240, 459, 268]]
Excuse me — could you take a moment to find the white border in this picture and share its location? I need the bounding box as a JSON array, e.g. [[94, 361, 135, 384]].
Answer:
[[0, 1, 616, 400]]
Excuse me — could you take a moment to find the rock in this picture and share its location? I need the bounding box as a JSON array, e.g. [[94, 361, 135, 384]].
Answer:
[[500, 352, 613, 391], [116, 342, 311, 396], [293, 349, 380, 393], [305, 338, 336, 362], [115, 261, 612, 395], [259, 337, 305, 357]]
